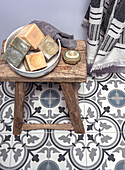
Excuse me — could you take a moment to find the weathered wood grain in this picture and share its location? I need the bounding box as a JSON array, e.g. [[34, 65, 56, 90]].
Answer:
[[0, 40, 5, 56], [22, 123, 74, 131], [0, 40, 87, 82], [61, 82, 85, 134], [72, 82, 79, 106], [13, 82, 26, 135]]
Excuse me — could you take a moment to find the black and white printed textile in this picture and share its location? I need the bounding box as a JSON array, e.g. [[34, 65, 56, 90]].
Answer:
[[83, 0, 125, 73]]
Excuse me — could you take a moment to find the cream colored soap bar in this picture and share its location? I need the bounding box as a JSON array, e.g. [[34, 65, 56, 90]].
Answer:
[[25, 51, 47, 71], [38, 35, 59, 60], [17, 24, 45, 49]]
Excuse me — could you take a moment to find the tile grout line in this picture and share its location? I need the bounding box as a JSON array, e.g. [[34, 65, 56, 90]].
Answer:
[[47, 83, 55, 168], [83, 82, 88, 168], [9, 135, 14, 169]]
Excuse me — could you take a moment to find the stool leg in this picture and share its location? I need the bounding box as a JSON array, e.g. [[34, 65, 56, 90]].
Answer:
[[13, 82, 26, 135], [72, 82, 79, 106], [61, 82, 85, 134]]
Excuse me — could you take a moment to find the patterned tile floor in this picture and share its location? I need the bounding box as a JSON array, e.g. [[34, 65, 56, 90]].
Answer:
[[0, 73, 125, 170]]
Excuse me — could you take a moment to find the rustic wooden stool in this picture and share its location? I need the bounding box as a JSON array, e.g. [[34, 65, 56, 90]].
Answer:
[[0, 40, 87, 135]]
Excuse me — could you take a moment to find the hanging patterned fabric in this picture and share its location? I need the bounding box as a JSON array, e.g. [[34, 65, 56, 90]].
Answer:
[[83, 0, 125, 73]]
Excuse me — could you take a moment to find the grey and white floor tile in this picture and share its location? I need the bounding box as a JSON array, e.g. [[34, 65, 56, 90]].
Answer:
[[0, 73, 125, 169]]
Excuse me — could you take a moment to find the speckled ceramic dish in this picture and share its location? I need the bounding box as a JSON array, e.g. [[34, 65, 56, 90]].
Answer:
[[4, 26, 61, 78]]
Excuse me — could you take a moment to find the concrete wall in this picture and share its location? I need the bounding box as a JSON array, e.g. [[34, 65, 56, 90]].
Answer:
[[0, 0, 90, 50]]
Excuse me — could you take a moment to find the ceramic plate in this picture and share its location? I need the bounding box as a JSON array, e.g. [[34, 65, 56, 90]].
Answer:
[[4, 26, 61, 78]]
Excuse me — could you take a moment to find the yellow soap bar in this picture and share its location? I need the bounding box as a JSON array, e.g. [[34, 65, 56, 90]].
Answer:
[[25, 51, 47, 71], [17, 24, 45, 49]]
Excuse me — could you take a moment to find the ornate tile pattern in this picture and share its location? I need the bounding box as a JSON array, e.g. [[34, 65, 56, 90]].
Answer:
[[0, 73, 125, 170]]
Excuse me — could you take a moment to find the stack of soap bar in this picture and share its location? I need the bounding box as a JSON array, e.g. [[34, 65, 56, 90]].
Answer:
[[2, 37, 31, 67], [24, 59, 30, 71], [38, 35, 59, 60], [10, 37, 31, 55], [25, 51, 47, 71], [17, 24, 45, 49]]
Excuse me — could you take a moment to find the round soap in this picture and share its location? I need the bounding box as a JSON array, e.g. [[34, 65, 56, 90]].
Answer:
[[63, 50, 80, 64]]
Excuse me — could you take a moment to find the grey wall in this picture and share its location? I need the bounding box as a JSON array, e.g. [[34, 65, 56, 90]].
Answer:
[[0, 0, 90, 50]]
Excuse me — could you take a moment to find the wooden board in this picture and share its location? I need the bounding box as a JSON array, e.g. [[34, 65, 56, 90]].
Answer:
[[22, 123, 74, 131], [0, 40, 87, 83], [13, 82, 26, 135], [61, 82, 85, 133]]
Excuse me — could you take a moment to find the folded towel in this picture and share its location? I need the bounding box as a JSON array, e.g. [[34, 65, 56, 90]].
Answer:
[[30, 20, 77, 49], [83, 0, 125, 73]]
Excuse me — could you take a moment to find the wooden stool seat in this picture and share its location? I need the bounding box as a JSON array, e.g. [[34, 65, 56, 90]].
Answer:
[[0, 40, 87, 135]]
